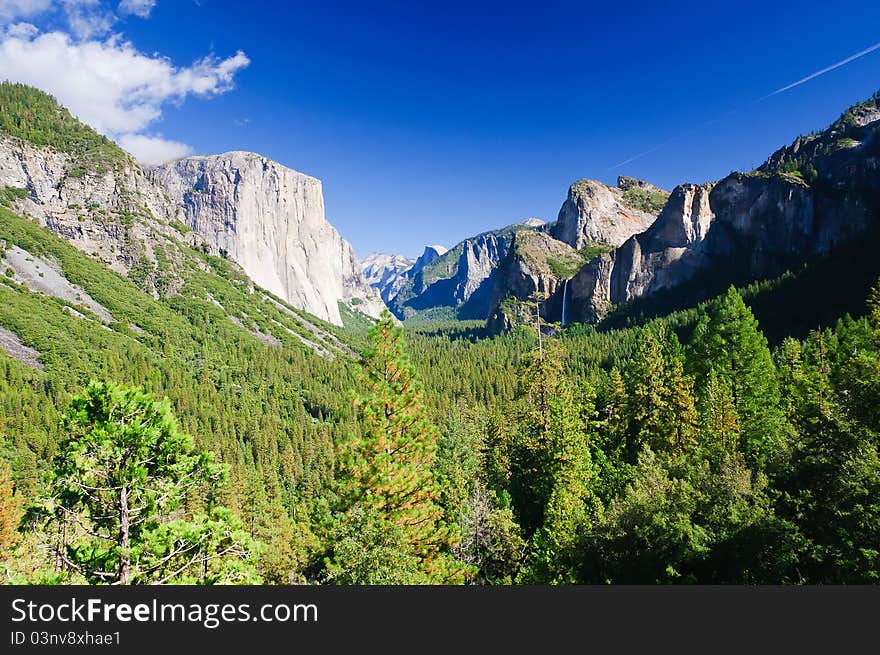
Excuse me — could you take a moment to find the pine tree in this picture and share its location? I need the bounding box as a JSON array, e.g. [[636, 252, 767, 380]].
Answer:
[[35, 381, 259, 584], [0, 465, 23, 557], [325, 311, 464, 584], [526, 377, 602, 583], [664, 355, 699, 454], [603, 367, 629, 452], [509, 338, 568, 535], [629, 330, 669, 453], [869, 278, 880, 342], [628, 329, 698, 455], [700, 369, 740, 452], [688, 287, 788, 468], [506, 338, 602, 582]]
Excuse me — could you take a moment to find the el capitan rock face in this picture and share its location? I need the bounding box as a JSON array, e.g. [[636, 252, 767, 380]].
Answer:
[[152, 152, 384, 325]]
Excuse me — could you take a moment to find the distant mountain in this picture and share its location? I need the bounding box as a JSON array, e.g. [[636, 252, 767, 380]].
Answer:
[[387, 220, 544, 320], [483, 177, 667, 332], [411, 244, 448, 272], [360, 252, 416, 304], [385, 176, 669, 325]]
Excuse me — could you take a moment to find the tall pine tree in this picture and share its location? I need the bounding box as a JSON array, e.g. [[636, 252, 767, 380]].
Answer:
[[688, 287, 788, 469], [324, 311, 464, 584]]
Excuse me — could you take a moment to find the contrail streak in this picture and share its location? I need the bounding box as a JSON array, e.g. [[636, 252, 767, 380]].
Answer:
[[762, 41, 880, 99], [610, 137, 678, 169], [609, 40, 880, 170]]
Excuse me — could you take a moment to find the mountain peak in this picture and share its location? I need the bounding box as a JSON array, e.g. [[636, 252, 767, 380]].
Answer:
[[423, 244, 448, 256]]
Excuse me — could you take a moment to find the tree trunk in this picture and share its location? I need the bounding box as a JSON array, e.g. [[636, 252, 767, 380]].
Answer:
[[119, 485, 131, 584]]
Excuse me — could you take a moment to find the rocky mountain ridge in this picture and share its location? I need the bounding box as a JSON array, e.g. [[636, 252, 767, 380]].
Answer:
[[387, 220, 543, 320], [361, 252, 416, 304], [549, 176, 667, 249], [0, 133, 199, 298], [565, 93, 880, 326]]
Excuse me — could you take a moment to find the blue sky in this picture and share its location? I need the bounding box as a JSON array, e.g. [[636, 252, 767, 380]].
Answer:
[[3, 1, 880, 258]]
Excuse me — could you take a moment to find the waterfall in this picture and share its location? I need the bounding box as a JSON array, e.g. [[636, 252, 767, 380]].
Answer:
[[561, 279, 569, 327]]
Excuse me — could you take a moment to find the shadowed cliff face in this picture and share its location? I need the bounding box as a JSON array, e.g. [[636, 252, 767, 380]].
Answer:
[[389, 221, 543, 320], [567, 98, 880, 325], [152, 152, 385, 326], [485, 230, 579, 333]]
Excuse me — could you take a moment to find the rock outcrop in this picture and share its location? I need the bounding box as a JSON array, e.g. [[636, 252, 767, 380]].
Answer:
[[152, 152, 385, 325], [567, 183, 713, 322], [411, 244, 447, 272], [0, 135, 190, 296], [389, 221, 543, 319], [486, 230, 579, 333], [549, 177, 666, 249], [567, 95, 880, 324]]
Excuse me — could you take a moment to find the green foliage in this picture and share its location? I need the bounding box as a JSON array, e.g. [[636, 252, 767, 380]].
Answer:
[[0, 204, 359, 583], [0, 83, 128, 172], [0, 464, 23, 558], [758, 90, 879, 184], [687, 287, 788, 469], [0, 186, 28, 207], [3, 169, 880, 584], [628, 328, 699, 456], [168, 219, 191, 235], [321, 311, 466, 583], [29, 381, 259, 584], [546, 242, 612, 279], [621, 186, 670, 214]]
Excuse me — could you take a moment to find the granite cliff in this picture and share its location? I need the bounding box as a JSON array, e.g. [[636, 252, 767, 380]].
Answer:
[[566, 94, 880, 325], [360, 252, 416, 304], [549, 176, 667, 249], [151, 152, 385, 325]]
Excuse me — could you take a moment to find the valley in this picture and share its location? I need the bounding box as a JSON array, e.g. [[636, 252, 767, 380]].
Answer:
[[1, 82, 879, 584]]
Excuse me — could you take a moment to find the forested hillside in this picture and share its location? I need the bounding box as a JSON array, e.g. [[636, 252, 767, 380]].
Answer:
[[0, 84, 879, 585], [0, 204, 362, 581], [3, 191, 878, 582]]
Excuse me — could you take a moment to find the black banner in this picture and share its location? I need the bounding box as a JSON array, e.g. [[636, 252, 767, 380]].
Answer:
[[1, 585, 877, 653]]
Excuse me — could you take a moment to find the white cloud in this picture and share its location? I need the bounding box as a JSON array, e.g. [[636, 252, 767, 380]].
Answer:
[[4, 21, 39, 37], [0, 0, 52, 23], [60, 0, 115, 39], [0, 28, 250, 165], [116, 133, 190, 166], [117, 0, 155, 18]]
